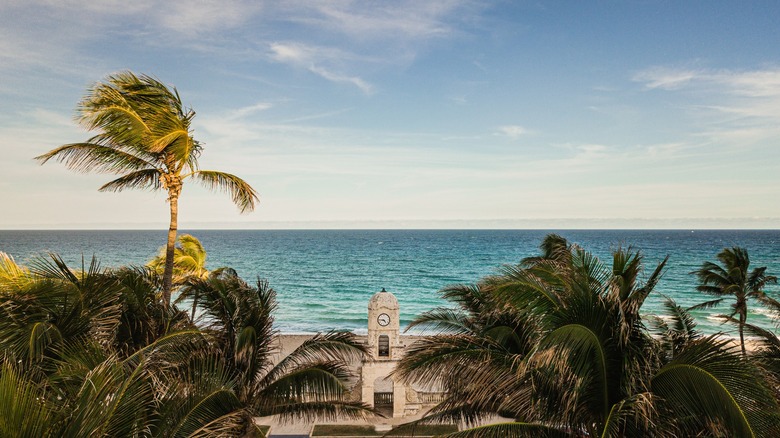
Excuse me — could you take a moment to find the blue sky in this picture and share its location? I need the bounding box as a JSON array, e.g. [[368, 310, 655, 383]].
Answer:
[[1, 1, 778, 229]]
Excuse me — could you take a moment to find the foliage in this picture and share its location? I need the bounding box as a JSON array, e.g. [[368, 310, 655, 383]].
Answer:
[[0, 253, 369, 436], [397, 234, 780, 437]]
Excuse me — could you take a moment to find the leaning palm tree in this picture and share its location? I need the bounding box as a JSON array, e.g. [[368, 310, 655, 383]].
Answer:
[[693, 247, 777, 355], [35, 71, 259, 307]]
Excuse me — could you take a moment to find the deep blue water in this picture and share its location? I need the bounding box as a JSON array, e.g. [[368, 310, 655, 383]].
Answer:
[[1, 229, 779, 334]]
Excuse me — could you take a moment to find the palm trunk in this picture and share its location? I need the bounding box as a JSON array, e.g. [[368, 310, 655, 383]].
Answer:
[[162, 194, 179, 308], [739, 311, 746, 357], [190, 290, 199, 322]]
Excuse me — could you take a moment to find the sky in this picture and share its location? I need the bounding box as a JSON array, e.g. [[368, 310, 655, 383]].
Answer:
[[1, 1, 779, 229]]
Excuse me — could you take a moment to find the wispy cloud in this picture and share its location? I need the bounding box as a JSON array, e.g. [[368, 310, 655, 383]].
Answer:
[[228, 102, 273, 119], [633, 67, 702, 90], [285, 1, 469, 40], [157, 1, 261, 36], [496, 125, 528, 139], [634, 66, 780, 146], [635, 66, 780, 97], [268, 42, 374, 93]]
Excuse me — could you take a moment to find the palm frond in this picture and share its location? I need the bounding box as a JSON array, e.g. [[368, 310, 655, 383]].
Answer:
[[652, 336, 780, 437], [405, 307, 473, 334], [99, 168, 162, 192], [34, 142, 155, 174], [444, 422, 569, 438], [188, 170, 259, 213], [0, 359, 55, 438]]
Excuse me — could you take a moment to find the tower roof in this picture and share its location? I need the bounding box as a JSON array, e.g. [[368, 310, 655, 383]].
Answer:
[[368, 288, 399, 310]]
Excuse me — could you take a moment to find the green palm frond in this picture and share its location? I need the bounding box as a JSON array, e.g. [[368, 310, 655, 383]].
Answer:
[[0, 359, 55, 438], [652, 336, 780, 437], [599, 392, 656, 438], [533, 323, 611, 423], [444, 422, 569, 438], [405, 307, 474, 334], [258, 331, 364, 392], [34, 142, 154, 174], [609, 246, 642, 301], [440, 283, 492, 316], [160, 384, 244, 438], [99, 168, 162, 192], [0, 252, 31, 290], [56, 356, 154, 438], [395, 334, 517, 391], [257, 361, 353, 405], [188, 170, 259, 213], [520, 233, 571, 267], [625, 255, 669, 317], [149, 234, 209, 284], [260, 400, 372, 423]]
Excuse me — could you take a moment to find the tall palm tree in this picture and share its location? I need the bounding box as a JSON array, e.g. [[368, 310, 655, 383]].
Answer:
[[35, 71, 259, 307], [693, 247, 778, 355]]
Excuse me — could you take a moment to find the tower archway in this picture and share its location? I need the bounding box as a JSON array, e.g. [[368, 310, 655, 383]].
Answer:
[[373, 376, 394, 417]]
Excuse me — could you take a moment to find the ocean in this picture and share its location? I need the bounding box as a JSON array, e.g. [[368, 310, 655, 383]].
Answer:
[[1, 229, 779, 335]]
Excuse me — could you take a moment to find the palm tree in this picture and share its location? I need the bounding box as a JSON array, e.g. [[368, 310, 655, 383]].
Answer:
[[180, 268, 373, 425], [149, 234, 209, 281], [397, 235, 780, 437], [1, 253, 372, 434], [0, 254, 248, 437], [693, 247, 778, 355], [149, 234, 210, 321], [35, 71, 259, 307]]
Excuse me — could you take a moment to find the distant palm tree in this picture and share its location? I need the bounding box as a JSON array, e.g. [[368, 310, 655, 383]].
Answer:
[[693, 247, 777, 355], [149, 234, 210, 320], [149, 234, 209, 282], [35, 71, 259, 307]]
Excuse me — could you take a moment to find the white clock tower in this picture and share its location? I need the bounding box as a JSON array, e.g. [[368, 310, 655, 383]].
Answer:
[[366, 288, 401, 360], [361, 288, 406, 417]]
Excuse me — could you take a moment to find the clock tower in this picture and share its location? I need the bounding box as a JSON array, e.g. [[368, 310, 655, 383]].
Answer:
[[362, 288, 406, 417], [366, 288, 401, 360]]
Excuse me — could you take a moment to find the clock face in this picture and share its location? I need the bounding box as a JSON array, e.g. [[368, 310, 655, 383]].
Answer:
[[377, 313, 391, 326]]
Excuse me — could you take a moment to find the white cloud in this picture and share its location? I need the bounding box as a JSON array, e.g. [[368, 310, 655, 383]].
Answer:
[[228, 102, 273, 119], [633, 67, 702, 90], [497, 125, 528, 139], [634, 66, 780, 97], [309, 66, 374, 94]]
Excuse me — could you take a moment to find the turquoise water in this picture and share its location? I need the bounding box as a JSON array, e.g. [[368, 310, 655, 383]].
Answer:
[[1, 229, 779, 334]]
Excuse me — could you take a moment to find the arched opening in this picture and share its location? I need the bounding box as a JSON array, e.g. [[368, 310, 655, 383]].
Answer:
[[378, 335, 390, 357], [373, 376, 394, 417]]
